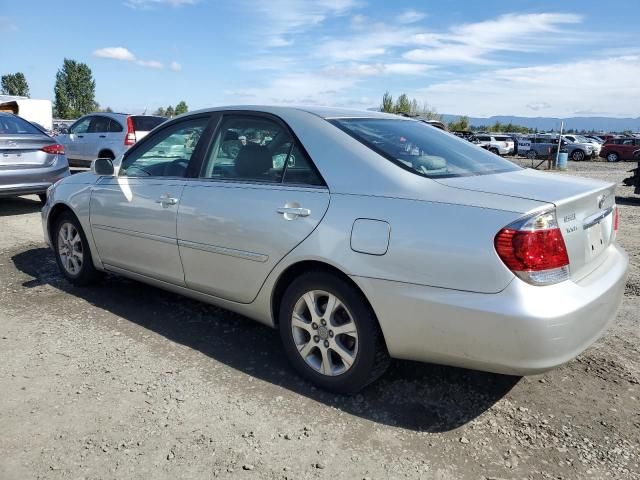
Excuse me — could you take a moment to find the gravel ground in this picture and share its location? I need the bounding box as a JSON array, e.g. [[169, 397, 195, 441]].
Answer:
[[0, 161, 638, 480]]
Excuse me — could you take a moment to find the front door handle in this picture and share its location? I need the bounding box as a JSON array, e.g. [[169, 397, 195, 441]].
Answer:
[[277, 206, 311, 220], [156, 193, 179, 208]]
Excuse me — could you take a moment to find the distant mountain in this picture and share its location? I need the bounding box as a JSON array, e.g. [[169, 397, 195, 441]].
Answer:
[[439, 114, 640, 133]]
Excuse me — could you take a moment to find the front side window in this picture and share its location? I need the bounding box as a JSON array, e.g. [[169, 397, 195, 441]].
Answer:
[[120, 117, 208, 177], [201, 116, 290, 183], [331, 118, 520, 178], [70, 117, 91, 134]]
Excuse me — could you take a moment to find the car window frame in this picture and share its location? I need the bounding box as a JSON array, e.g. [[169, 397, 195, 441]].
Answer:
[[119, 113, 218, 179], [192, 110, 327, 189], [108, 118, 124, 133]]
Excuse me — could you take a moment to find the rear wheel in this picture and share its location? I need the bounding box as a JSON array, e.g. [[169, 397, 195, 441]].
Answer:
[[279, 271, 389, 394], [98, 150, 115, 160], [53, 211, 102, 285], [489, 147, 500, 155], [606, 152, 619, 163]]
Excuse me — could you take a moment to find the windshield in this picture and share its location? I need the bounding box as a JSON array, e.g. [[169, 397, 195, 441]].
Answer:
[[330, 118, 520, 178]]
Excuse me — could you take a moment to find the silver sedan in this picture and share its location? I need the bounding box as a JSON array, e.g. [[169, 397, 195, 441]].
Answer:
[[1, 112, 70, 202], [41, 106, 628, 393]]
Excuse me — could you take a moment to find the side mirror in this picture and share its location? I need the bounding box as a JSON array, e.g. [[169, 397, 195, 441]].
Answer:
[[91, 158, 115, 176]]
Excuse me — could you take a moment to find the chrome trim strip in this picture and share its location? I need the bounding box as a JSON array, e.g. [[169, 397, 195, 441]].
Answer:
[[583, 207, 613, 230], [178, 239, 268, 263], [92, 224, 177, 245]]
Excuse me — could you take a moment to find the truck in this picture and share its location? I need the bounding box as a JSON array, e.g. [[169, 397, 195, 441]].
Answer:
[[0, 95, 53, 131]]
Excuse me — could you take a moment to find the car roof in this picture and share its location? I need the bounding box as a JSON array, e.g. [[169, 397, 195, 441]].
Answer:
[[187, 105, 400, 120]]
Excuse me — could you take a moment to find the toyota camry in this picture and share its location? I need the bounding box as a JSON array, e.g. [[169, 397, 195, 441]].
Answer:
[[42, 106, 629, 393]]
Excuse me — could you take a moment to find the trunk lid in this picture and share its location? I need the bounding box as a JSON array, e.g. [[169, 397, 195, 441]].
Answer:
[[436, 168, 617, 281], [0, 134, 56, 168]]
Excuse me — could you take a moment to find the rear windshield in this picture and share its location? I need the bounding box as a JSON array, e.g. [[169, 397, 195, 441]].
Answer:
[[0, 115, 43, 135], [131, 116, 166, 132], [330, 118, 520, 178]]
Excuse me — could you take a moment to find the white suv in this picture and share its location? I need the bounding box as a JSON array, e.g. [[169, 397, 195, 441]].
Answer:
[[473, 134, 515, 156], [57, 113, 166, 167]]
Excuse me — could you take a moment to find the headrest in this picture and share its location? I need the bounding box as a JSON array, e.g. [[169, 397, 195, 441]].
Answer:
[[235, 144, 273, 179]]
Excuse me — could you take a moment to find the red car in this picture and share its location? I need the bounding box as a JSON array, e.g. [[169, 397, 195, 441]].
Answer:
[[599, 137, 640, 162]]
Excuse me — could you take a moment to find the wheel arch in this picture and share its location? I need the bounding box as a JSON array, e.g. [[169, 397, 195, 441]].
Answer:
[[270, 260, 383, 336], [47, 202, 76, 245], [97, 149, 115, 160]]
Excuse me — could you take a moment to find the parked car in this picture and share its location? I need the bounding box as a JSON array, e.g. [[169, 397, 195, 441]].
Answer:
[[599, 137, 640, 162], [563, 134, 601, 157], [515, 136, 531, 156], [526, 135, 593, 161], [0, 112, 69, 203], [56, 113, 166, 167], [42, 106, 628, 393], [472, 134, 514, 155]]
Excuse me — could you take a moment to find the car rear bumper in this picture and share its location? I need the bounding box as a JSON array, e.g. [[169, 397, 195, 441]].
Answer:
[[0, 164, 70, 197], [352, 243, 628, 375]]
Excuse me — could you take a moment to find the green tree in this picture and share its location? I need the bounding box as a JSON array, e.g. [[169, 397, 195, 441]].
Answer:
[[1, 72, 30, 97], [165, 105, 175, 118], [174, 100, 188, 116], [394, 94, 411, 114], [380, 91, 393, 113], [53, 59, 98, 119], [447, 116, 470, 131], [154, 106, 166, 116]]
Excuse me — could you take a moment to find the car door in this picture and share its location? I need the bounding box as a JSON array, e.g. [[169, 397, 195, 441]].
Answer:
[[63, 116, 91, 161], [90, 115, 212, 285], [84, 115, 112, 161], [177, 113, 330, 303]]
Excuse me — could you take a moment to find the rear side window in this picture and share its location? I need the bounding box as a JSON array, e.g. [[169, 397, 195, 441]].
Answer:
[[131, 116, 166, 132], [88, 116, 110, 133], [0, 115, 42, 135], [108, 119, 123, 132], [331, 118, 520, 179]]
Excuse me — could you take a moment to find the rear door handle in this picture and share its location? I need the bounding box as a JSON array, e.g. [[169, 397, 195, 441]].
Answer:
[[99, 135, 106, 138], [156, 193, 179, 208], [277, 206, 311, 219], [77, 135, 84, 138]]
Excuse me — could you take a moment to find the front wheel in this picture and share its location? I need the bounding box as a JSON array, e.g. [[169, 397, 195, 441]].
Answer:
[[279, 271, 389, 394], [571, 150, 585, 161], [53, 212, 102, 285], [606, 152, 619, 163]]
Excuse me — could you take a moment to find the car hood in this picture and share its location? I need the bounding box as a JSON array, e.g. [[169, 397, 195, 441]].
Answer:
[[433, 168, 612, 205]]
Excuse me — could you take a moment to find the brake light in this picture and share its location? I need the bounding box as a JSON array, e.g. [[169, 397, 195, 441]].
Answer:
[[125, 116, 136, 146], [41, 144, 65, 155], [495, 209, 570, 285], [613, 206, 619, 233]]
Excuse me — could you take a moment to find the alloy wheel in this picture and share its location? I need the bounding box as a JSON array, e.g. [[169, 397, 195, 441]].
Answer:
[[57, 222, 84, 275], [291, 290, 358, 376]]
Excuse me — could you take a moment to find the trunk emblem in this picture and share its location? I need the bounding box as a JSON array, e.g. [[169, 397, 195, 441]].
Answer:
[[597, 193, 607, 209]]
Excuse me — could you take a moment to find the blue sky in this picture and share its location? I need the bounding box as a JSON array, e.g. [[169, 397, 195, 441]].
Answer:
[[2, 0, 639, 117]]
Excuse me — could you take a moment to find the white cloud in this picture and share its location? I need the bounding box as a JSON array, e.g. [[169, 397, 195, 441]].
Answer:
[[135, 59, 164, 69], [404, 13, 582, 64], [169, 61, 182, 71], [93, 47, 137, 61], [396, 9, 426, 24], [323, 62, 432, 77], [415, 55, 640, 117], [124, 0, 197, 8], [92, 46, 171, 70]]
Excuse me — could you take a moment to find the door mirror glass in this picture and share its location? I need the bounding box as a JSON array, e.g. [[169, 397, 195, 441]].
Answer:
[[92, 158, 115, 176]]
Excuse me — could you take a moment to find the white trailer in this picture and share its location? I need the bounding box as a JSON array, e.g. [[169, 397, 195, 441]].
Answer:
[[0, 95, 53, 130]]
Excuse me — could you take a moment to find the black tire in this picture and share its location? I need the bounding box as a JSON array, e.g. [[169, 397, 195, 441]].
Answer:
[[489, 147, 500, 155], [526, 150, 537, 160], [98, 150, 115, 160], [53, 211, 102, 286], [606, 152, 619, 163], [278, 271, 390, 394], [571, 150, 585, 161]]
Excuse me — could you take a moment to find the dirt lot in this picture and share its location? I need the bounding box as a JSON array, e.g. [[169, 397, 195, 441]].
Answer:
[[1, 161, 638, 480]]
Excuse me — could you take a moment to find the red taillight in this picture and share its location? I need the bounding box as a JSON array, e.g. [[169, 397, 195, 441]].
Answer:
[[613, 206, 619, 232], [41, 144, 65, 155], [124, 117, 136, 146], [495, 209, 570, 285], [495, 228, 569, 272]]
